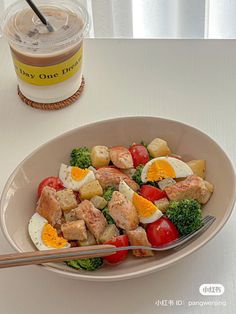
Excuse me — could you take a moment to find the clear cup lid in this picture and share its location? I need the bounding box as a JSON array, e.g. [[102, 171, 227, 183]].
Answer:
[[1, 0, 90, 53]]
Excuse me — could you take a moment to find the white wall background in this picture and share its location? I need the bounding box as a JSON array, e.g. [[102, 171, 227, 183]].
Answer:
[[1, 0, 236, 38]]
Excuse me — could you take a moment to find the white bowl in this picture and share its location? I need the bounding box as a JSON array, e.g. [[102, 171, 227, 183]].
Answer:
[[1, 116, 235, 281]]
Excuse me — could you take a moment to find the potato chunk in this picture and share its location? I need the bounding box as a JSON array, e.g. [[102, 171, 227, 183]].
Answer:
[[79, 231, 97, 246], [147, 138, 171, 158], [154, 198, 170, 213], [64, 209, 77, 222], [79, 180, 103, 199], [91, 145, 110, 168], [56, 189, 77, 212], [90, 195, 107, 209], [158, 178, 176, 190], [187, 160, 206, 179], [61, 220, 87, 241], [98, 224, 120, 243]]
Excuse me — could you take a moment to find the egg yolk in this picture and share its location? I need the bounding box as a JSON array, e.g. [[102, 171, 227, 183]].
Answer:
[[71, 167, 89, 181], [133, 193, 157, 218], [147, 159, 176, 181], [42, 224, 68, 248]]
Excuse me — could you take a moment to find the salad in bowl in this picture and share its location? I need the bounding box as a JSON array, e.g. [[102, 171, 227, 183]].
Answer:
[[28, 137, 214, 271]]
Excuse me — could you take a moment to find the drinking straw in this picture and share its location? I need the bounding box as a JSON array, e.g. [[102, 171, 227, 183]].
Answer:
[[25, 0, 54, 32]]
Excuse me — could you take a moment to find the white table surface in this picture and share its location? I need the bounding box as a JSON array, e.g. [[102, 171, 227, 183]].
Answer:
[[0, 38, 235, 314]]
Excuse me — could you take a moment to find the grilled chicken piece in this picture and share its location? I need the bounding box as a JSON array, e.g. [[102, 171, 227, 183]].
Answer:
[[36, 186, 62, 226], [165, 175, 213, 204], [109, 146, 133, 169], [121, 168, 136, 178], [75, 200, 107, 240], [61, 220, 87, 241], [127, 227, 154, 257], [95, 167, 139, 191], [108, 191, 139, 231]]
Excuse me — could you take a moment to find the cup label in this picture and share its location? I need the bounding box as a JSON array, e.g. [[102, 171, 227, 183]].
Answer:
[[12, 46, 83, 86]]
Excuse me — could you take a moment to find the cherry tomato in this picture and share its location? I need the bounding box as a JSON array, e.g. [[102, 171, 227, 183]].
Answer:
[[147, 217, 179, 246], [38, 176, 64, 198], [129, 144, 149, 168], [140, 185, 167, 202], [103, 235, 129, 264]]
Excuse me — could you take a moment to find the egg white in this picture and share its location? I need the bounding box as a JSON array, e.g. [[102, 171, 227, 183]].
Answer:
[[167, 157, 193, 178], [28, 213, 70, 251], [140, 209, 163, 224], [119, 180, 134, 200], [59, 163, 95, 191], [141, 157, 193, 183], [119, 180, 163, 224]]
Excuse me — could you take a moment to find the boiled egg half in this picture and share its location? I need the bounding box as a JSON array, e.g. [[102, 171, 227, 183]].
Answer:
[[59, 163, 95, 191], [28, 213, 70, 251], [119, 180, 163, 224], [141, 157, 193, 183]]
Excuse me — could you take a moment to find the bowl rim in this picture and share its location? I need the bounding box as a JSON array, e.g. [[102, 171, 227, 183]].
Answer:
[[1, 115, 236, 281]]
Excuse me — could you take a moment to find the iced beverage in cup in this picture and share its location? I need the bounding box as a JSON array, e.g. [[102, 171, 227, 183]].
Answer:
[[1, 0, 89, 109]]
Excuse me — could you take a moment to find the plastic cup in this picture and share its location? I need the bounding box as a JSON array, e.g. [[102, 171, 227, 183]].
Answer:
[[1, 0, 89, 104]]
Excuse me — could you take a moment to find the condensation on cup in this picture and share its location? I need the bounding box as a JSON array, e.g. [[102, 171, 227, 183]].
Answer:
[[1, 0, 89, 105]]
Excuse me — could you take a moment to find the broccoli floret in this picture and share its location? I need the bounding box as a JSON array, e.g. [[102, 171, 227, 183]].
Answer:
[[70, 147, 91, 169], [146, 181, 159, 187], [103, 186, 116, 202], [132, 165, 144, 186], [102, 207, 115, 224], [66, 257, 103, 271], [102, 188, 116, 224], [166, 199, 203, 235]]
